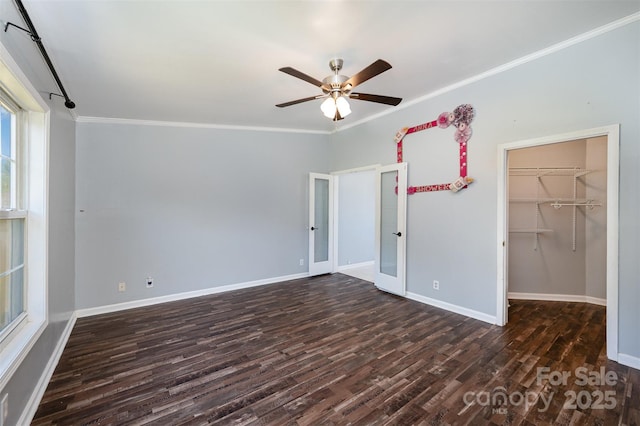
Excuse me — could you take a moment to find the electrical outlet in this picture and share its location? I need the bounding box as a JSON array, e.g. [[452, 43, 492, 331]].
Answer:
[[118, 282, 126, 292], [299, 259, 304, 266], [433, 280, 440, 290], [1, 393, 8, 426], [146, 277, 154, 288]]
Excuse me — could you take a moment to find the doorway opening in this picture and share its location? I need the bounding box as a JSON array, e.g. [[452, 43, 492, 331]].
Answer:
[[497, 125, 619, 361], [332, 166, 378, 282], [330, 163, 407, 295], [507, 138, 607, 303]]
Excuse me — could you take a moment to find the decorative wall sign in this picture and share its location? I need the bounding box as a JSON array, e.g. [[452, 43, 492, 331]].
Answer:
[[395, 104, 475, 194]]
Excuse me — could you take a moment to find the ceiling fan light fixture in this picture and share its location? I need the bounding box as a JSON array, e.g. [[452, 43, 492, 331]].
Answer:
[[321, 97, 337, 118], [336, 96, 351, 117], [320, 95, 351, 120]]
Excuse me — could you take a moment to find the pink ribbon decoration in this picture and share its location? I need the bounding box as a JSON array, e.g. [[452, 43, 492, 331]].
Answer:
[[395, 104, 475, 194]]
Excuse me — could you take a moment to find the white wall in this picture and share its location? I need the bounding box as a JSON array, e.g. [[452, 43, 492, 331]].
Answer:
[[337, 170, 375, 267], [75, 122, 329, 310], [330, 21, 640, 359]]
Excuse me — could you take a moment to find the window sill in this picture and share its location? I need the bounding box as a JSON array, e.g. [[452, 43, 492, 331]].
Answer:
[[0, 316, 47, 390]]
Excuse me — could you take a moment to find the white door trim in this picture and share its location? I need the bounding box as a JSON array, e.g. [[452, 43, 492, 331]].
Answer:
[[496, 124, 619, 361]]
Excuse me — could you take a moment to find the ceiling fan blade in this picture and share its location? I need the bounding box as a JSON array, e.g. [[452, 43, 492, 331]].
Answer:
[[276, 95, 324, 108], [350, 92, 402, 106], [343, 59, 392, 89], [279, 67, 324, 88]]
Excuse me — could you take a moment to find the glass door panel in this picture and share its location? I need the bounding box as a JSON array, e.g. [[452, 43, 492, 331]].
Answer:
[[313, 178, 329, 263], [375, 163, 407, 295], [379, 170, 398, 277], [309, 173, 333, 276]]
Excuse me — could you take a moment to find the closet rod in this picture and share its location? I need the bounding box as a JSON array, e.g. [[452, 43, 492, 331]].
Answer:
[[5, 0, 75, 109], [550, 201, 602, 209], [509, 167, 591, 177]]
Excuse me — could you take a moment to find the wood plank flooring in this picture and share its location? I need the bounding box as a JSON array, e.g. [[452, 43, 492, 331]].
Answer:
[[32, 274, 639, 425]]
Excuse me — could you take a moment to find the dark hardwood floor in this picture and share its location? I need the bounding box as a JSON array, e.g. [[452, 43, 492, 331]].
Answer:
[[33, 274, 639, 425]]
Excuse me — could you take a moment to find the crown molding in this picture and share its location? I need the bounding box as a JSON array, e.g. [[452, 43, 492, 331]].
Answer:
[[75, 115, 331, 135]]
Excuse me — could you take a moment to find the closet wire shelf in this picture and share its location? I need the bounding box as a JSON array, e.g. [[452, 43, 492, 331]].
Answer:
[[508, 167, 603, 250]]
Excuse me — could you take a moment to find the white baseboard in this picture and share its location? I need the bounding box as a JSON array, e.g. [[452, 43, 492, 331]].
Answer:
[[76, 272, 309, 318], [617, 353, 640, 370], [585, 296, 607, 306], [19, 312, 77, 425], [406, 292, 496, 325], [337, 261, 374, 271], [508, 292, 607, 306]]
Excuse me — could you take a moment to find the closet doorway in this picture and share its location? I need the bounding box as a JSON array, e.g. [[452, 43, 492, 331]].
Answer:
[[497, 125, 619, 361]]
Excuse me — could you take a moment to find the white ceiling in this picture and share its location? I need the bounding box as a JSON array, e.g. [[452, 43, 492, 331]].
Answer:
[[8, 1, 640, 133]]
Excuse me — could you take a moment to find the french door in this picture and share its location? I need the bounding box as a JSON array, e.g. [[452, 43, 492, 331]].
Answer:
[[375, 163, 407, 295], [308, 173, 333, 276]]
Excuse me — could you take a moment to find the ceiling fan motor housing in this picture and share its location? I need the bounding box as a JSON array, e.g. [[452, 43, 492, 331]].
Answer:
[[322, 74, 350, 95], [323, 58, 350, 96]]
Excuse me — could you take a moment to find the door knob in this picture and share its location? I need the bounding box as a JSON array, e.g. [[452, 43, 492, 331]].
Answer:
[[311, 226, 317, 231], [393, 231, 402, 237]]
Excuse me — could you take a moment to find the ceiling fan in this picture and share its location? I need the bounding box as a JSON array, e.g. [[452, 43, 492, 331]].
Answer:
[[276, 58, 402, 121]]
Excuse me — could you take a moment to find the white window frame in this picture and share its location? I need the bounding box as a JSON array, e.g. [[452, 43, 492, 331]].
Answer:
[[0, 40, 49, 391], [0, 92, 28, 346], [0, 93, 20, 210]]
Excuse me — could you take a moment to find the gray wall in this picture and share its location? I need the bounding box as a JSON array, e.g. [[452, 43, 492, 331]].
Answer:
[[330, 22, 640, 358], [75, 123, 329, 309], [337, 170, 375, 267], [0, 0, 77, 421]]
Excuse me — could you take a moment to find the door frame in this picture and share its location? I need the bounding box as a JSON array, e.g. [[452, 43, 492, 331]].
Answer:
[[496, 124, 619, 361]]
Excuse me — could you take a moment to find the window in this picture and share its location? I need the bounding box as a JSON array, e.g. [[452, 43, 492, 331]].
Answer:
[[0, 41, 48, 390], [0, 92, 26, 341]]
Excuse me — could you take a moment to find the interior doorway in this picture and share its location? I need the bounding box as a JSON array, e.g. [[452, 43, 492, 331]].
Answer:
[[332, 165, 378, 282], [497, 125, 619, 361]]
